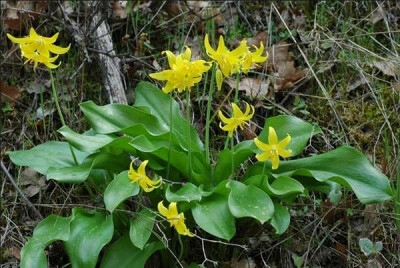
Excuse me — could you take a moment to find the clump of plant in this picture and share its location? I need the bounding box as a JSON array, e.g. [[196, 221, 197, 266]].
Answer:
[[7, 28, 393, 268]]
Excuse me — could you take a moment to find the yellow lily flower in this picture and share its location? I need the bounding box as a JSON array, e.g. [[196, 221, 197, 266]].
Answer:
[[128, 160, 162, 192], [254, 127, 292, 170], [149, 46, 211, 93], [7, 27, 70, 69], [204, 34, 248, 77], [218, 102, 255, 137], [241, 42, 268, 74], [157, 201, 194, 237]]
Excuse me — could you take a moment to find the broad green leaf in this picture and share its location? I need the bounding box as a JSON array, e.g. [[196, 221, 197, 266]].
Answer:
[[166, 183, 203, 202], [227, 181, 274, 224], [273, 146, 393, 203], [20, 239, 46, 268], [192, 187, 236, 240], [214, 116, 320, 182], [20, 215, 72, 268], [258, 115, 321, 156], [80, 101, 168, 136], [64, 208, 114, 268], [7, 141, 88, 174], [270, 203, 290, 235], [129, 209, 156, 249], [100, 234, 164, 268], [47, 152, 130, 183], [267, 176, 305, 196], [58, 126, 133, 154], [104, 171, 140, 213], [134, 81, 204, 152]]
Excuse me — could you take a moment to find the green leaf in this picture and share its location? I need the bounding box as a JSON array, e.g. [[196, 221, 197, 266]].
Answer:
[[20, 215, 73, 268], [58, 126, 133, 154], [192, 183, 236, 240], [64, 208, 114, 268], [359, 238, 374, 256], [100, 234, 164, 268], [166, 183, 203, 202], [129, 209, 156, 250], [267, 176, 305, 196], [134, 81, 204, 152], [273, 146, 393, 203], [270, 202, 290, 235], [227, 181, 274, 224], [46, 152, 130, 183], [20, 239, 47, 268], [7, 141, 88, 174], [258, 115, 321, 156], [104, 171, 140, 213]]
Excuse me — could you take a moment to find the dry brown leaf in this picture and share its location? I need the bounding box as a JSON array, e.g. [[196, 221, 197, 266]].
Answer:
[[0, 81, 20, 105], [226, 78, 270, 98], [246, 31, 268, 47], [112, 1, 128, 19], [347, 75, 369, 92], [3, 1, 46, 30], [393, 83, 400, 93], [20, 167, 46, 198], [372, 60, 400, 77]]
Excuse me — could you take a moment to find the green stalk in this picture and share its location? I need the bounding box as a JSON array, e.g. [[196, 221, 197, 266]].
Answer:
[[49, 69, 95, 199], [230, 136, 235, 180], [166, 97, 173, 180], [205, 63, 216, 163], [233, 71, 241, 104], [260, 161, 268, 188], [185, 90, 192, 181], [39, 84, 46, 137]]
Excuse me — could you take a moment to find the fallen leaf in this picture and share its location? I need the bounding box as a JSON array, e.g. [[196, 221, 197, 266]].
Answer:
[[4, 246, 21, 260], [36, 104, 54, 119], [3, 1, 46, 30], [20, 167, 46, 198], [347, 75, 370, 92], [393, 83, 400, 93], [0, 82, 20, 105], [372, 60, 400, 77], [227, 78, 270, 98], [111, 0, 128, 19], [246, 31, 268, 47]]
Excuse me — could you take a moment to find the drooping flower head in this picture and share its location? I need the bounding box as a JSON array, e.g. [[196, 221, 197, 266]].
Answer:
[[254, 127, 292, 170], [218, 102, 255, 138], [204, 34, 247, 77], [7, 28, 70, 69], [241, 42, 268, 74], [158, 201, 194, 237], [128, 160, 162, 192], [149, 46, 211, 94]]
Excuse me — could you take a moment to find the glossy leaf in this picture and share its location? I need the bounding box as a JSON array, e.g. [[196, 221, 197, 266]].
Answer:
[[104, 171, 140, 213], [20, 215, 72, 268], [192, 183, 236, 240], [273, 146, 393, 203], [166, 183, 203, 202], [7, 141, 88, 174], [129, 209, 156, 250], [270, 202, 290, 235], [64, 208, 114, 268], [100, 234, 164, 268], [227, 181, 274, 224], [267, 176, 305, 196]]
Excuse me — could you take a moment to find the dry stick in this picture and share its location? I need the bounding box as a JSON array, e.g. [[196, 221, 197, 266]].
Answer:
[[271, 3, 349, 144], [1, 160, 43, 220]]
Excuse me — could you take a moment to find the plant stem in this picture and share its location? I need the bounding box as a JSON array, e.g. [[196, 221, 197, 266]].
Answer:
[[166, 97, 173, 180], [185, 90, 192, 181], [49, 69, 78, 164], [260, 161, 268, 188], [230, 136, 235, 180], [395, 162, 400, 236], [39, 84, 47, 138], [234, 71, 241, 104], [205, 63, 216, 163]]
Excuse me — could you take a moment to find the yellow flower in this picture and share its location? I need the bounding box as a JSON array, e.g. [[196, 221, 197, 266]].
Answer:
[[254, 127, 292, 170], [241, 42, 268, 74], [7, 27, 70, 69], [128, 160, 162, 192], [157, 201, 194, 237], [149, 46, 211, 93], [204, 34, 247, 77], [218, 102, 255, 138]]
